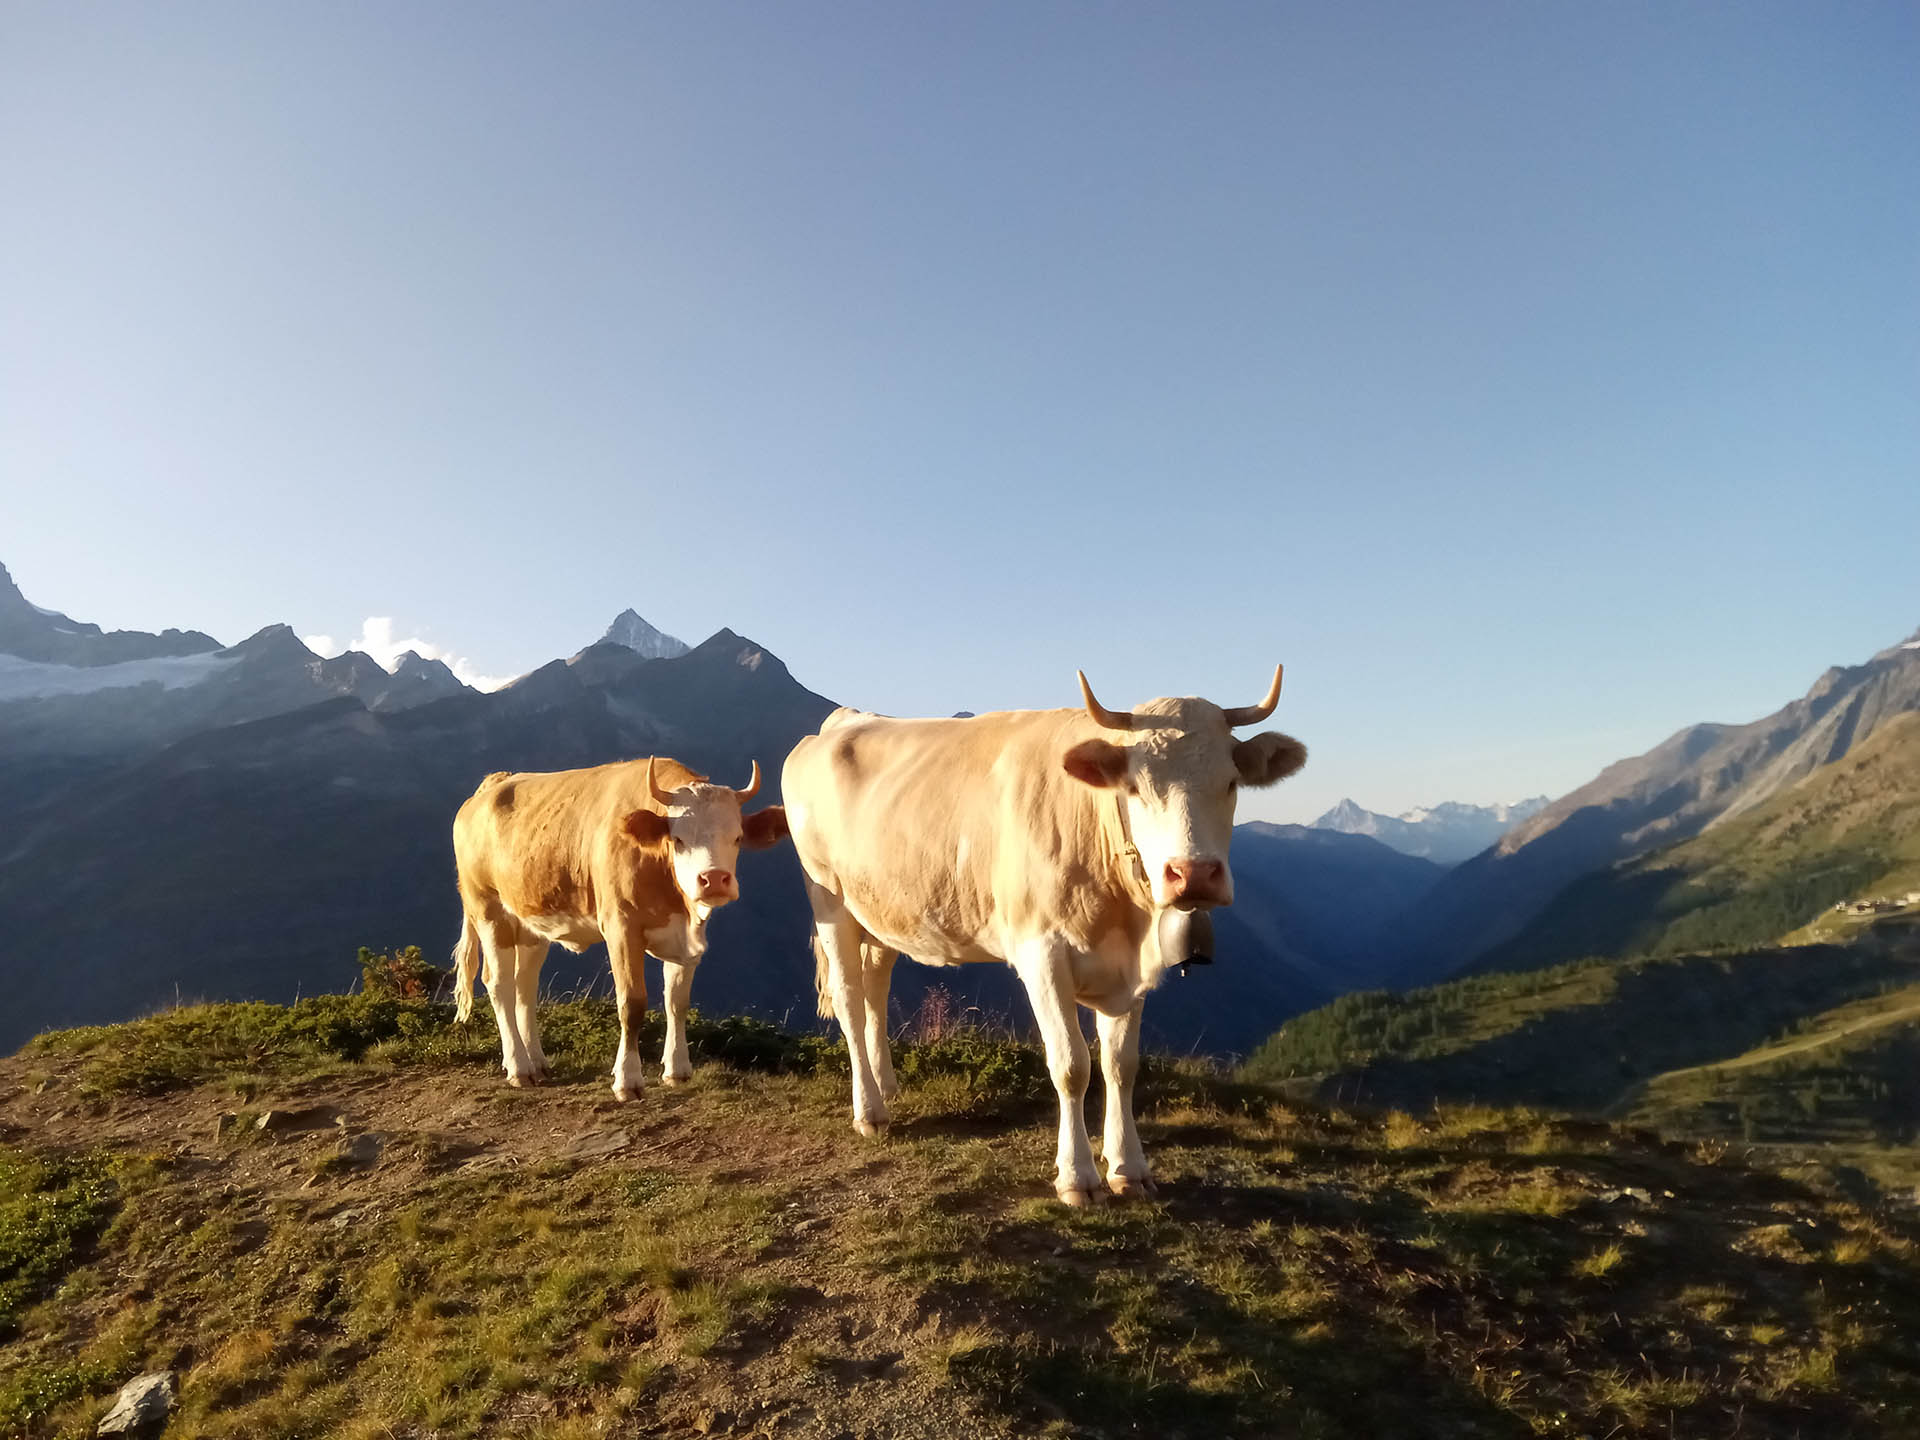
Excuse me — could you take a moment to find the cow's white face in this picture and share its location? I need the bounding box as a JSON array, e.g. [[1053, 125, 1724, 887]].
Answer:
[[623, 784, 789, 911], [1062, 695, 1306, 911]]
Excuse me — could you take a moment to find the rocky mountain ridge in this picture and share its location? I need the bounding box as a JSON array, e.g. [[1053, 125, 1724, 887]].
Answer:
[[1394, 627, 1920, 983], [1312, 795, 1549, 865]]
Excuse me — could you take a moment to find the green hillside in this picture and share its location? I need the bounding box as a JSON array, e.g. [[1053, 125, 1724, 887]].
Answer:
[[1241, 925, 1920, 1121], [1620, 982, 1920, 1146], [1475, 711, 1920, 975], [7, 991, 1920, 1438]]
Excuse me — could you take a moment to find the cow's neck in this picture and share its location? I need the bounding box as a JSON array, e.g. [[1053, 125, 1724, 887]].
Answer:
[[644, 903, 709, 963], [1106, 790, 1156, 911]]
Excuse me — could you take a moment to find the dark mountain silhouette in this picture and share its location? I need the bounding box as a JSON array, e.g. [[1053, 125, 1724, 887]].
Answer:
[[0, 568, 1381, 1056]]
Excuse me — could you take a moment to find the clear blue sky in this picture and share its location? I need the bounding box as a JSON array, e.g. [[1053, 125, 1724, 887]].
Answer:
[[4, 3, 1915, 824]]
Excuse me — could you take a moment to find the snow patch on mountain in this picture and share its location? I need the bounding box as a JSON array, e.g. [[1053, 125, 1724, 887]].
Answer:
[[601, 609, 690, 660], [0, 651, 239, 702], [1312, 795, 1550, 865]]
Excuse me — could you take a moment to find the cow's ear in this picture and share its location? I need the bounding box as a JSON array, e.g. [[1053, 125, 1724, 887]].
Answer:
[[621, 808, 671, 845], [741, 804, 789, 850], [1233, 732, 1308, 788], [1062, 738, 1129, 789]]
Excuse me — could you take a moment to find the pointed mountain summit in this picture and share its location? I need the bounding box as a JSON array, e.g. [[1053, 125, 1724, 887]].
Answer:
[[0, 559, 221, 667], [600, 609, 689, 660]]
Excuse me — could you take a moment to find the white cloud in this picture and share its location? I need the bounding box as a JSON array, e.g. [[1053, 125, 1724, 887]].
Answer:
[[302, 617, 514, 692]]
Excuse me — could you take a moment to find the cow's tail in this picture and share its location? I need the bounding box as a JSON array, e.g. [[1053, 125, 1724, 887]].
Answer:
[[453, 916, 482, 1023], [812, 935, 835, 1020]]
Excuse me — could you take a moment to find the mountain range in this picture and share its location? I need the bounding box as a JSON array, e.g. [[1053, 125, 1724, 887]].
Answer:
[[1473, 708, 1920, 974], [1311, 795, 1549, 865], [11, 556, 1917, 1065], [0, 564, 1425, 1056], [1390, 628, 1920, 984]]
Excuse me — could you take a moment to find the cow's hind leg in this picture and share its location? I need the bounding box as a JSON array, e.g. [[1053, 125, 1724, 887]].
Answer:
[[660, 960, 695, 1085], [1095, 1002, 1153, 1198], [514, 939, 550, 1081], [605, 928, 648, 1102], [861, 943, 900, 1104], [479, 918, 538, 1086], [807, 880, 890, 1136], [1012, 938, 1099, 1206]]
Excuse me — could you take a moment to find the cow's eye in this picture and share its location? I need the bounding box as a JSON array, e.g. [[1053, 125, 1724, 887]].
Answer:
[[672, 838, 686, 852]]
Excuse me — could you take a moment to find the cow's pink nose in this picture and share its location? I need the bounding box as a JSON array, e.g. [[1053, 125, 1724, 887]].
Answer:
[[697, 869, 735, 893], [1164, 858, 1227, 904]]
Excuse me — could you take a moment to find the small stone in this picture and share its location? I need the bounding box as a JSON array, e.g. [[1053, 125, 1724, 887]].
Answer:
[[563, 1127, 631, 1160], [339, 1132, 384, 1167], [96, 1370, 174, 1435], [256, 1105, 345, 1133]]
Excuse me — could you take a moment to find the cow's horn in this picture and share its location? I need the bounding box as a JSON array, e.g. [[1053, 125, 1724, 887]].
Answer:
[[647, 756, 677, 807], [1077, 671, 1134, 731], [734, 759, 761, 802], [1222, 664, 1284, 727]]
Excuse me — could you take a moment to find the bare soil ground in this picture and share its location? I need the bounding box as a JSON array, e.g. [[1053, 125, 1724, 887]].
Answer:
[[4, 999, 1919, 1440]]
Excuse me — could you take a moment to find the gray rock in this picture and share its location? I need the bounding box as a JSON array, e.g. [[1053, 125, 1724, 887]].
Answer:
[[563, 1127, 631, 1160], [96, 1371, 173, 1435], [256, 1106, 345, 1133], [338, 1132, 384, 1167]]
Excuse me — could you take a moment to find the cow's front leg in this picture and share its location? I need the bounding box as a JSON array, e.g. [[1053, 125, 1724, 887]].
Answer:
[[515, 940, 551, 1081], [1012, 939, 1099, 1206], [660, 960, 695, 1085], [1095, 1002, 1152, 1198], [605, 931, 648, 1102]]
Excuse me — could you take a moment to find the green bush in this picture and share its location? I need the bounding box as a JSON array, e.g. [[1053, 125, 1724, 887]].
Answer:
[[0, 1148, 119, 1337], [358, 944, 447, 1000]]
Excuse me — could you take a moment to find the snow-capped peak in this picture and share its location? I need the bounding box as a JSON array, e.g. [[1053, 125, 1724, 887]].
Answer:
[[600, 609, 690, 660], [1312, 795, 1552, 866]]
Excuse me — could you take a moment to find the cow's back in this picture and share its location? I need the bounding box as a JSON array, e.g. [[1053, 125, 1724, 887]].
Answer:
[[784, 710, 1127, 959], [454, 757, 698, 921]]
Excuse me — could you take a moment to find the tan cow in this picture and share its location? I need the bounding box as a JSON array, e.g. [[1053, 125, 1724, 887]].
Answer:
[[451, 756, 788, 1098], [782, 668, 1305, 1205]]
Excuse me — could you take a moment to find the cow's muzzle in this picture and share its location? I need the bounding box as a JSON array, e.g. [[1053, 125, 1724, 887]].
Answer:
[[697, 869, 737, 901], [1163, 857, 1230, 909]]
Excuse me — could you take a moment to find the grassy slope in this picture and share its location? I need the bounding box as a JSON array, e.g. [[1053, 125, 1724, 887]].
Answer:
[[4, 997, 1920, 1439], [1621, 982, 1920, 1145], [1475, 711, 1920, 975], [1240, 926, 1920, 1120]]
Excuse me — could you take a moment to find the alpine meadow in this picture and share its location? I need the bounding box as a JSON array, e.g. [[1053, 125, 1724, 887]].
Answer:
[[5, 6, 1918, 1440]]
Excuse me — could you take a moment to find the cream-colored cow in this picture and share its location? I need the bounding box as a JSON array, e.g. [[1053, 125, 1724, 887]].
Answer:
[[452, 756, 788, 1097], [782, 668, 1305, 1204]]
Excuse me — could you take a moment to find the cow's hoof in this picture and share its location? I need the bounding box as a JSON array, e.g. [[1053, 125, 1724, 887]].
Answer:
[[611, 1084, 645, 1103], [853, 1116, 889, 1138], [1056, 1186, 1098, 1208], [661, 1072, 691, 1087], [530, 1065, 552, 1082], [1108, 1176, 1157, 1201], [506, 1073, 534, 1089]]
